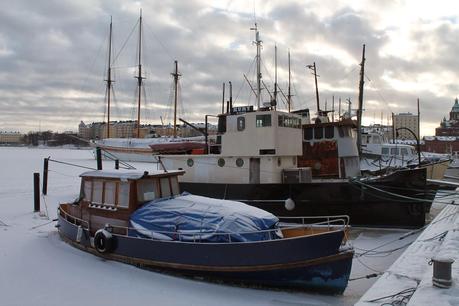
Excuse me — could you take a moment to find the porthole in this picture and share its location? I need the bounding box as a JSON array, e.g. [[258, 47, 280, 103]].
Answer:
[[236, 158, 244, 167], [187, 158, 194, 167], [218, 158, 225, 167], [277, 157, 282, 167]]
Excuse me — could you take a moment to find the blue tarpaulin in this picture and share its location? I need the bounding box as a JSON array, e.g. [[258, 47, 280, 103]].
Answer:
[[129, 193, 281, 242]]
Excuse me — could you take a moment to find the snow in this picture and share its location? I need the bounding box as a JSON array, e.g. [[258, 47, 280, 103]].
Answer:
[[356, 189, 459, 306], [95, 136, 205, 148], [0, 147, 432, 305]]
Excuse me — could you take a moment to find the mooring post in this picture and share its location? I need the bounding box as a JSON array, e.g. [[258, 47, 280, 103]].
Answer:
[[96, 147, 102, 170], [42, 157, 49, 195], [33, 172, 40, 212], [115, 159, 119, 170]]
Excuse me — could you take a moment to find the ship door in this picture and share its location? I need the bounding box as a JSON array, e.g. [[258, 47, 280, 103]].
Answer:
[[249, 158, 260, 184]]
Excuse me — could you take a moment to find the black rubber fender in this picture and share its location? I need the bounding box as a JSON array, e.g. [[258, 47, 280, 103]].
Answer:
[[94, 229, 114, 253]]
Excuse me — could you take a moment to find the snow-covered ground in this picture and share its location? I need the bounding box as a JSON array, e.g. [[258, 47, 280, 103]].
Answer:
[[0, 147, 426, 305]]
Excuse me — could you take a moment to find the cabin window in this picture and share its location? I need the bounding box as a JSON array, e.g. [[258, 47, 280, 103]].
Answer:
[[104, 181, 116, 206], [279, 115, 301, 128], [256, 114, 271, 127], [137, 180, 158, 203], [390, 148, 398, 155], [372, 136, 381, 144], [237, 117, 245, 131], [118, 182, 130, 208], [401, 148, 408, 156], [382, 147, 389, 155], [236, 158, 244, 167], [160, 177, 171, 198], [304, 128, 313, 140], [170, 176, 180, 196], [325, 126, 334, 139], [83, 180, 92, 201], [314, 127, 323, 139], [92, 181, 103, 204], [411, 148, 416, 155]]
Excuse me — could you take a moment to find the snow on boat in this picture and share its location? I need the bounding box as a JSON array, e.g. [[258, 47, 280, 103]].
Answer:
[[57, 169, 353, 294]]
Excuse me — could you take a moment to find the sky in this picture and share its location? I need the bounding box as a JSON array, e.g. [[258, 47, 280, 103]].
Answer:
[[0, 0, 458, 136]]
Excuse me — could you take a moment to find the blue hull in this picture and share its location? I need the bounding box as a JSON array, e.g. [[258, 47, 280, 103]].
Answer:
[[58, 213, 353, 294]]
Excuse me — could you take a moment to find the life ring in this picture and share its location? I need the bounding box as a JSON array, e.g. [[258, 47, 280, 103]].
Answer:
[[94, 229, 114, 253]]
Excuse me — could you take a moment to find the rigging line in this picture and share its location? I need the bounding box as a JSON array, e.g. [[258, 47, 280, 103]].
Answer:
[[48, 159, 97, 171], [112, 19, 139, 64], [143, 23, 175, 62], [234, 56, 257, 103], [356, 256, 383, 274], [0, 218, 9, 226]]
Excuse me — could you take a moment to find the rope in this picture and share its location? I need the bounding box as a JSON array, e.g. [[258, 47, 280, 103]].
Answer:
[[48, 159, 97, 171], [349, 273, 381, 281], [365, 287, 417, 305], [0, 218, 9, 226]]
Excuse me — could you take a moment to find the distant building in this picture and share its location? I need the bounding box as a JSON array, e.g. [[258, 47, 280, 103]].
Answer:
[[435, 98, 459, 136], [394, 112, 419, 140], [0, 131, 23, 144]]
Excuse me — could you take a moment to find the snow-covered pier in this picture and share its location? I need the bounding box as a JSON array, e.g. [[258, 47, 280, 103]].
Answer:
[[356, 191, 459, 306]]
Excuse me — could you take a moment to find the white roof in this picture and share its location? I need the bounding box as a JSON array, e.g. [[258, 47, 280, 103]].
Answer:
[[80, 169, 184, 180]]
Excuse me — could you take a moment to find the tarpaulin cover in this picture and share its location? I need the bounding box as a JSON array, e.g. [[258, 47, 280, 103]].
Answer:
[[129, 193, 281, 242]]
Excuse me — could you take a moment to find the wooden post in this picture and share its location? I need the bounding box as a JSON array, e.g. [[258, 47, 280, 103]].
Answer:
[[115, 159, 119, 170], [42, 158, 49, 195], [96, 147, 102, 170], [33, 173, 40, 212]]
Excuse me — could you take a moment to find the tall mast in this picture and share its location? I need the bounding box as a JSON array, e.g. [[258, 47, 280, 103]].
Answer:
[[307, 62, 320, 113], [357, 44, 366, 156], [287, 50, 292, 113], [171, 60, 181, 138], [135, 10, 145, 138], [251, 23, 262, 109], [274, 44, 277, 110], [105, 16, 113, 138]]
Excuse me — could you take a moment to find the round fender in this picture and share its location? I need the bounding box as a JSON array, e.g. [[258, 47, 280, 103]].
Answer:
[[285, 198, 295, 211], [94, 229, 114, 253]]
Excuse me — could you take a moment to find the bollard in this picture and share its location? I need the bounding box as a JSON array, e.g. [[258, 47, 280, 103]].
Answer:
[[96, 147, 102, 170], [33, 172, 40, 212], [430, 257, 454, 288], [42, 158, 49, 195], [115, 159, 119, 170]]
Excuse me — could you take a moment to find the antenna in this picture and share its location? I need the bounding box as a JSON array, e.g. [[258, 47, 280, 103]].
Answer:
[[135, 9, 146, 138], [105, 16, 114, 138], [250, 23, 262, 109], [171, 60, 181, 138]]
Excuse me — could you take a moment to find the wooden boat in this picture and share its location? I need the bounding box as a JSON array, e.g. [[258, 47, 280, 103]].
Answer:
[[57, 169, 354, 294]]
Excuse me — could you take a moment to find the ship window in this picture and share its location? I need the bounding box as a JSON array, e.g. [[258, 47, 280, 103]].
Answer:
[[314, 127, 323, 139], [218, 158, 225, 167], [118, 182, 130, 208], [137, 180, 158, 203], [187, 158, 194, 167], [256, 114, 271, 127], [83, 180, 92, 201], [304, 128, 313, 140], [372, 136, 381, 144], [325, 126, 334, 139], [236, 158, 244, 167], [401, 148, 408, 155], [92, 180, 103, 204], [237, 117, 245, 131], [390, 148, 398, 155], [160, 177, 171, 198], [104, 181, 116, 206], [170, 176, 180, 196], [382, 147, 389, 155]]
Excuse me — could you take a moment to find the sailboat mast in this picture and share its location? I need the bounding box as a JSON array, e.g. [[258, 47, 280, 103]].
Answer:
[[288, 50, 291, 113], [251, 23, 262, 109], [274, 44, 277, 110], [105, 16, 113, 138], [171, 60, 181, 138], [357, 44, 366, 156], [313, 63, 320, 113], [135, 10, 145, 138]]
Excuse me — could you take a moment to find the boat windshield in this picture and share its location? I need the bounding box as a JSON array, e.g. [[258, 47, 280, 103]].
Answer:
[[137, 176, 181, 203]]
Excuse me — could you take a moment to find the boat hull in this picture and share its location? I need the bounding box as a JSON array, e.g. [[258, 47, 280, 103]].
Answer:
[[57, 213, 353, 294], [180, 168, 437, 228]]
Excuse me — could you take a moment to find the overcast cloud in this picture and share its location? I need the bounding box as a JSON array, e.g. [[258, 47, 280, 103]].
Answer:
[[0, 0, 458, 135]]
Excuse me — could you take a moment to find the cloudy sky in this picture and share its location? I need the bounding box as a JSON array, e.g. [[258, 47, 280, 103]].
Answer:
[[1, 0, 458, 135]]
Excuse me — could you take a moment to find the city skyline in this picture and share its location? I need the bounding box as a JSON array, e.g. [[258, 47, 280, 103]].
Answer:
[[0, 0, 458, 136]]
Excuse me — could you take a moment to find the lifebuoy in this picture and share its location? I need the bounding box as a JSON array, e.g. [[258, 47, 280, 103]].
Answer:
[[94, 229, 114, 253]]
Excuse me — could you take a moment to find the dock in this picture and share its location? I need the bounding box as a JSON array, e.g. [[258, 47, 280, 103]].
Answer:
[[356, 189, 459, 305]]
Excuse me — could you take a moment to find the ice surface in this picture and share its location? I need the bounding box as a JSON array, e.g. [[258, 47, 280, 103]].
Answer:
[[0, 147, 424, 305]]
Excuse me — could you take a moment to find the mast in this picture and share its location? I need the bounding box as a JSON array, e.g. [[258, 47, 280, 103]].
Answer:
[[221, 83, 225, 114], [288, 50, 292, 113], [171, 60, 181, 138], [274, 44, 277, 110], [251, 23, 262, 109], [356, 44, 366, 156], [307, 62, 320, 113], [135, 10, 145, 138], [105, 16, 114, 138]]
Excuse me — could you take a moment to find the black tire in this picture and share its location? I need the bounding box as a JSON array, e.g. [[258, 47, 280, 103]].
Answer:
[[94, 229, 113, 253]]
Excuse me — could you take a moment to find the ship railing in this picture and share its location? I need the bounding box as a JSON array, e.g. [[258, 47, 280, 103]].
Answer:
[[58, 207, 90, 229], [278, 215, 350, 229], [104, 217, 348, 243]]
